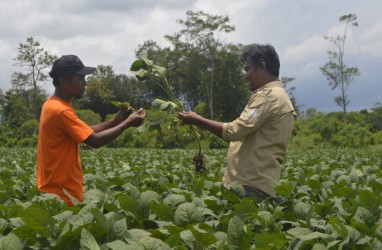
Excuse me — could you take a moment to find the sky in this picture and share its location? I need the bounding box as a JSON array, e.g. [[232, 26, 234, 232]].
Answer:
[[0, 0, 381, 113]]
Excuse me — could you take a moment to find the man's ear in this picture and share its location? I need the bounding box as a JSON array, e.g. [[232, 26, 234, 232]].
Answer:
[[59, 76, 67, 86], [260, 62, 267, 73]]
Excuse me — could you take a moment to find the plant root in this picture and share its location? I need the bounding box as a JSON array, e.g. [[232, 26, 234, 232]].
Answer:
[[193, 153, 205, 172]]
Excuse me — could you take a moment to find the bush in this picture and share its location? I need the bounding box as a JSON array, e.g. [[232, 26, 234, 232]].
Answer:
[[20, 119, 39, 137], [209, 134, 228, 149], [76, 109, 101, 126], [372, 130, 382, 145], [17, 136, 38, 147], [331, 123, 372, 147]]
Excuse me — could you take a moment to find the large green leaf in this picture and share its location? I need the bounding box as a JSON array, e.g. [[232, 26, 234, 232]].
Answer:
[[253, 232, 287, 249], [174, 202, 203, 227], [189, 225, 217, 247], [80, 228, 100, 250], [152, 64, 166, 77], [328, 217, 348, 239], [152, 99, 180, 112], [18, 207, 56, 238], [0, 233, 23, 250], [227, 215, 251, 250], [105, 240, 133, 250], [150, 204, 174, 221], [0, 218, 8, 234]]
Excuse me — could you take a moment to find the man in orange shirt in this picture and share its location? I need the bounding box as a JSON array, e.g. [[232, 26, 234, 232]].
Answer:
[[37, 55, 146, 206]]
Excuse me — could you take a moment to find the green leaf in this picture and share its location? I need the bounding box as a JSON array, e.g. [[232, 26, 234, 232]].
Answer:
[[274, 183, 294, 197], [130, 59, 148, 71], [139, 236, 171, 250], [18, 207, 56, 238], [130, 68, 150, 81], [192, 179, 204, 196], [139, 51, 154, 66], [351, 206, 377, 231], [91, 208, 109, 235], [227, 215, 251, 250], [126, 229, 151, 240], [253, 232, 287, 249], [111, 101, 130, 109], [106, 240, 132, 250], [332, 186, 357, 199], [152, 99, 179, 112], [314, 202, 335, 218], [0, 233, 23, 250], [165, 232, 181, 247], [80, 228, 100, 250], [109, 218, 128, 240], [328, 217, 348, 239], [297, 231, 329, 241], [221, 186, 240, 203], [174, 202, 203, 227], [83, 189, 105, 204], [118, 194, 139, 211], [229, 181, 246, 198], [234, 198, 258, 218], [138, 191, 161, 219], [150, 204, 174, 221], [152, 64, 166, 77], [358, 190, 381, 212], [0, 218, 8, 234], [189, 226, 217, 247], [163, 194, 186, 208]]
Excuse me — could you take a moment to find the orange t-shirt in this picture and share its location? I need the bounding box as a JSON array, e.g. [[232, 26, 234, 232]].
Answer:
[[37, 96, 93, 206]]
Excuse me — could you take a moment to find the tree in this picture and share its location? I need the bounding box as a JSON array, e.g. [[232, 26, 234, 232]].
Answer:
[[11, 37, 57, 119], [280, 76, 299, 116], [320, 14, 360, 116], [75, 65, 116, 120], [165, 10, 235, 119], [213, 45, 250, 121], [76, 65, 152, 119]]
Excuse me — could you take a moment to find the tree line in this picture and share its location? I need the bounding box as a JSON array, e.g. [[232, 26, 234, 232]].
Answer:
[[1, 11, 380, 149]]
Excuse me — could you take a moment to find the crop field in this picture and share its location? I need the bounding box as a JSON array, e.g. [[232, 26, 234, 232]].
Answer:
[[0, 147, 381, 249]]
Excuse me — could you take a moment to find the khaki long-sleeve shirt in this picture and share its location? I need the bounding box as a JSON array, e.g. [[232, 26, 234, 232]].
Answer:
[[222, 81, 295, 196]]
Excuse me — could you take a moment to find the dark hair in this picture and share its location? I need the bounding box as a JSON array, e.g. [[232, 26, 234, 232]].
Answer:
[[52, 75, 72, 87], [241, 44, 280, 77]]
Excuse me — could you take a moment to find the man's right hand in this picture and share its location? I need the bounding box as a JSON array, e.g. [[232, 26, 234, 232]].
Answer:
[[125, 108, 146, 127]]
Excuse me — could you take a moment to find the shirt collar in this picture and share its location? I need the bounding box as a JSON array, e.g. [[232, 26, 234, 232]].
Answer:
[[253, 80, 283, 94]]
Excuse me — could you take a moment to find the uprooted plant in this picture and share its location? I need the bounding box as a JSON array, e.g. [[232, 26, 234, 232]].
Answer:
[[129, 51, 205, 172]]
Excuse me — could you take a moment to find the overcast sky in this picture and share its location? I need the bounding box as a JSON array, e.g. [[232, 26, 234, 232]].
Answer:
[[1, 0, 381, 113]]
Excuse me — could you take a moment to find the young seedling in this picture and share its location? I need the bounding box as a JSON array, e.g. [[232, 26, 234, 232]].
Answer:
[[111, 101, 131, 109], [130, 51, 205, 172]]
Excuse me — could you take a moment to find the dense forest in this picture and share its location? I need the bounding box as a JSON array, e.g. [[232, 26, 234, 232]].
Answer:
[[0, 11, 380, 149]]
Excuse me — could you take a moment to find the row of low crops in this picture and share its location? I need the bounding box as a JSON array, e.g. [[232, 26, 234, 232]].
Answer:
[[0, 147, 381, 249]]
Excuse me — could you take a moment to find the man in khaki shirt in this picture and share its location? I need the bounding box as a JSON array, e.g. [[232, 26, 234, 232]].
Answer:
[[178, 44, 295, 202]]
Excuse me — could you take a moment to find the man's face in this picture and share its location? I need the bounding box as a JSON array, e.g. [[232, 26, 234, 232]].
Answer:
[[244, 58, 263, 92], [63, 74, 87, 99]]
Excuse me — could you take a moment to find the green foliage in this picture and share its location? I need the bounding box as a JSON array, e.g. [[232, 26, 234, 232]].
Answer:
[[1, 147, 382, 248], [20, 119, 39, 137], [165, 10, 236, 120], [76, 109, 102, 126], [130, 51, 205, 162], [11, 37, 56, 120], [290, 109, 381, 149], [332, 123, 372, 147]]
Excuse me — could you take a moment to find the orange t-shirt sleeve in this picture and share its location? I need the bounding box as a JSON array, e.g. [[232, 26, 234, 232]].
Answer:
[[59, 109, 93, 143]]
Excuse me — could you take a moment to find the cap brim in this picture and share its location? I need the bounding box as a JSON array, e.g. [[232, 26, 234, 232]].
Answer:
[[76, 66, 96, 75]]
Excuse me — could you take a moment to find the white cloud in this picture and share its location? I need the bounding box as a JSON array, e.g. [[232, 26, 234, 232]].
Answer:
[[1, 0, 382, 111], [283, 35, 327, 65], [359, 21, 382, 58]]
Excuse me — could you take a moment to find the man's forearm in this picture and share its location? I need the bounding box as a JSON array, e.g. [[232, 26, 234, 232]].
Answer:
[[91, 119, 116, 133], [197, 117, 224, 139]]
